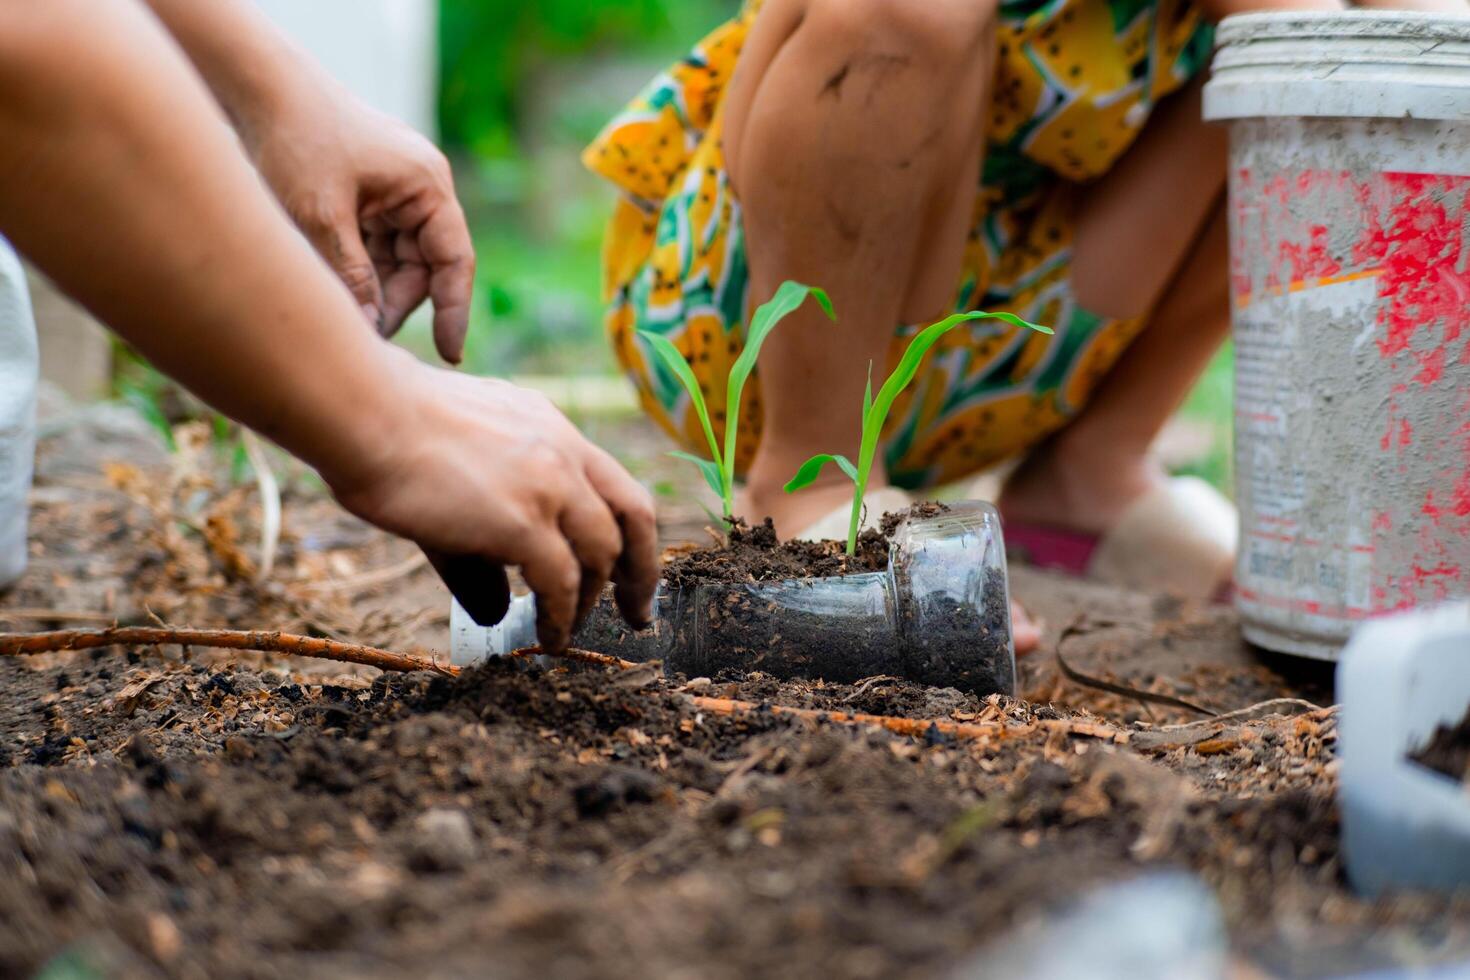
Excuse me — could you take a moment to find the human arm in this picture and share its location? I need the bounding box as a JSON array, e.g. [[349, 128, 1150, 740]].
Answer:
[[139, 0, 475, 363], [0, 0, 657, 647]]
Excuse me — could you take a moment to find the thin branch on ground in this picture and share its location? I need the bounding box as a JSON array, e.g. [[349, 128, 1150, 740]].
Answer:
[[689, 695, 1017, 741], [0, 627, 456, 676], [506, 646, 643, 670], [1056, 618, 1218, 717]]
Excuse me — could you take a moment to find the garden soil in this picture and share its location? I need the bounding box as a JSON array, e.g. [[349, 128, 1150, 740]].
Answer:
[[3, 397, 1470, 979]]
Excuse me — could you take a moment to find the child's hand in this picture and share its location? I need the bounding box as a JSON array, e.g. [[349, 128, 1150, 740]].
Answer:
[[326, 360, 660, 652]]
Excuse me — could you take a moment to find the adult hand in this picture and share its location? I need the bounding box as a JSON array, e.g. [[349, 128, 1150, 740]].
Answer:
[[135, 0, 475, 361], [326, 357, 661, 651], [242, 87, 475, 364]]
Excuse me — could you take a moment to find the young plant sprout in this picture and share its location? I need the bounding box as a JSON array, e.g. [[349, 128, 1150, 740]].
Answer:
[[640, 281, 835, 518], [784, 310, 1053, 555]]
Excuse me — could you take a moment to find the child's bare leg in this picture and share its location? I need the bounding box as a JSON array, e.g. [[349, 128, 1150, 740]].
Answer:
[[724, 0, 997, 536], [998, 80, 1230, 535]]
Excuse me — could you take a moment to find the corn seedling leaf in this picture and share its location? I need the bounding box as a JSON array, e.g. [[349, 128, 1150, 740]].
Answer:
[[724, 282, 834, 481], [641, 331, 726, 503], [861, 362, 874, 422], [669, 451, 726, 500], [867, 312, 1047, 437], [838, 310, 1049, 554], [783, 454, 858, 494]]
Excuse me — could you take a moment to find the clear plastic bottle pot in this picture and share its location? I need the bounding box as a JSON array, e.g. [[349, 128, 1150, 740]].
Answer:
[[451, 502, 1017, 697]]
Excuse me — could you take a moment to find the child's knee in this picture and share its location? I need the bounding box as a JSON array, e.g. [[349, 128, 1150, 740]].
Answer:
[[803, 0, 997, 74]]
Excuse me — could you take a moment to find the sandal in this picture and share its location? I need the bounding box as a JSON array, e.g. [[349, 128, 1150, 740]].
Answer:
[[1003, 476, 1237, 602]]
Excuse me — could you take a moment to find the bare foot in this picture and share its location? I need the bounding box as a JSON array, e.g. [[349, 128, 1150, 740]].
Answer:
[[1012, 600, 1041, 656]]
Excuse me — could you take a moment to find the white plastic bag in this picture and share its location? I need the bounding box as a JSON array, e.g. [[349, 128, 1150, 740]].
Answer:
[[0, 238, 38, 590]]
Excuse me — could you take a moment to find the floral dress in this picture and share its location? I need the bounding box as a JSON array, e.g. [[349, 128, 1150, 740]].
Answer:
[[585, 0, 1214, 489]]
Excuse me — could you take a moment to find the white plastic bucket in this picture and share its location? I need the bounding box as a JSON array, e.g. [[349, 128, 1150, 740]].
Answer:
[[1205, 12, 1470, 659], [0, 238, 38, 590]]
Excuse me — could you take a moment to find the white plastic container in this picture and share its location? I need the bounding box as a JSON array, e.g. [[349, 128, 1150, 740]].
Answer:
[[951, 873, 1228, 980], [1339, 601, 1470, 897], [452, 502, 1019, 697], [0, 239, 38, 591], [1204, 12, 1470, 659]]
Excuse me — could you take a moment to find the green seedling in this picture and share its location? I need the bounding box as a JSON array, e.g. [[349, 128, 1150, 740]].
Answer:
[[640, 281, 835, 518], [784, 310, 1052, 555]]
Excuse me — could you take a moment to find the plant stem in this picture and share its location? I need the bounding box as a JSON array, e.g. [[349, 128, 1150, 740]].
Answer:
[[846, 480, 864, 556]]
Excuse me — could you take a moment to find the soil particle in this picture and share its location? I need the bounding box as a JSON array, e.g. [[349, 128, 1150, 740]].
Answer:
[[1411, 705, 1470, 783], [409, 809, 479, 872]]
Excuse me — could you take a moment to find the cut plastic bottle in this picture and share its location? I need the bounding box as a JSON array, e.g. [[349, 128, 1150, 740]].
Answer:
[[452, 502, 1017, 698]]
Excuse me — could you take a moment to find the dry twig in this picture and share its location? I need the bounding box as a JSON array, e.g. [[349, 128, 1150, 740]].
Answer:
[[0, 627, 455, 676], [1056, 618, 1218, 717]]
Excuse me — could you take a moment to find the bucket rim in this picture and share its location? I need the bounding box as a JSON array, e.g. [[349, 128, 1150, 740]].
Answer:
[[1216, 9, 1470, 47]]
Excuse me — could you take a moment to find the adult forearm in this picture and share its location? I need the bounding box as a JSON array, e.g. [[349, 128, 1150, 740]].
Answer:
[[137, 0, 328, 148], [0, 0, 396, 489]]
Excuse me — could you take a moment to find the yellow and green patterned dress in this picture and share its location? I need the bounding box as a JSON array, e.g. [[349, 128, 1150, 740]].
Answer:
[[584, 0, 1213, 489]]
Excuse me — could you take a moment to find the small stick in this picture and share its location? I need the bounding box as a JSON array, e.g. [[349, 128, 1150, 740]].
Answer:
[[506, 645, 641, 671], [0, 627, 456, 676], [1056, 618, 1218, 718], [689, 695, 1018, 741]]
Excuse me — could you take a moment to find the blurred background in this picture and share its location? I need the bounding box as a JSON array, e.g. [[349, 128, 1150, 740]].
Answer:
[[25, 0, 1231, 493]]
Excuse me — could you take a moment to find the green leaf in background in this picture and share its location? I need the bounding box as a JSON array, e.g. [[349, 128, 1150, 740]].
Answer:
[[118, 379, 176, 453]]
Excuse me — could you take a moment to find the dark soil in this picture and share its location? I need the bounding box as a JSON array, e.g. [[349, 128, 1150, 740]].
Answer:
[[5, 650, 1469, 980], [659, 518, 889, 589], [1411, 706, 1470, 783], [6, 405, 1470, 979]]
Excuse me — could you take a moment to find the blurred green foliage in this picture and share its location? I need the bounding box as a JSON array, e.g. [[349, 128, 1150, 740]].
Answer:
[[439, 0, 736, 156], [414, 0, 738, 379]]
